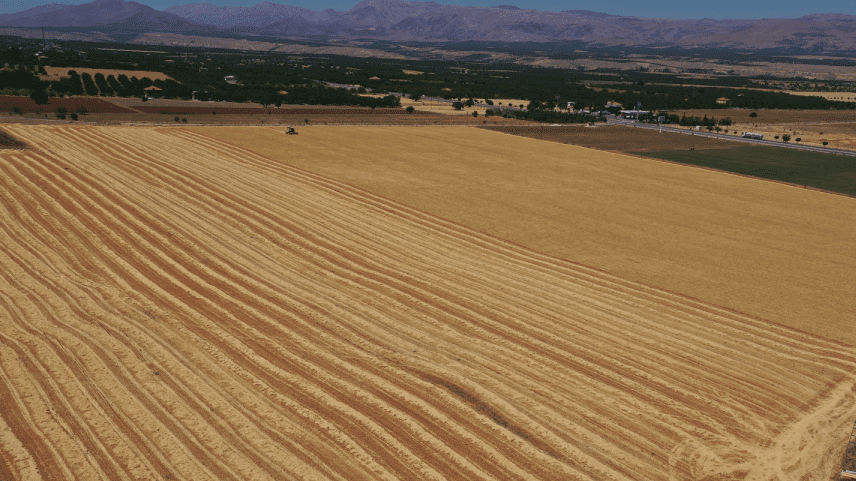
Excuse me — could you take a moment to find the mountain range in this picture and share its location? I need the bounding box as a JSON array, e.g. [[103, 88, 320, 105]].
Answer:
[[2, 0, 856, 53]]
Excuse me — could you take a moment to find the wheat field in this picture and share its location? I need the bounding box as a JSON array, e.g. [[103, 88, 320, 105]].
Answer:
[[0, 124, 854, 481], [188, 126, 856, 345]]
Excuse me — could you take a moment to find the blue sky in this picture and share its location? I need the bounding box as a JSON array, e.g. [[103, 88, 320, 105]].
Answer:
[[1, 0, 851, 19]]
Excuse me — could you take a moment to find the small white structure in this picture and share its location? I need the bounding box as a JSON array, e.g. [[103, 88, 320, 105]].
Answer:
[[224, 75, 237, 85], [619, 109, 651, 119]]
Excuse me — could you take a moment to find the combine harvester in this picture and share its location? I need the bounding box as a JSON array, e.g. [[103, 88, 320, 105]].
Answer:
[[841, 419, 856, 480]]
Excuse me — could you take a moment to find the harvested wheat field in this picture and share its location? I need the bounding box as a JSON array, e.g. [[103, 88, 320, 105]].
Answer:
[[190, 126, 856, 345], [0, 124, 854, 481]]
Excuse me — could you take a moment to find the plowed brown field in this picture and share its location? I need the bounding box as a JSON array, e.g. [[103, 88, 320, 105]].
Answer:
[[132, 106, 411, 115], [0, 124, 854, 481]]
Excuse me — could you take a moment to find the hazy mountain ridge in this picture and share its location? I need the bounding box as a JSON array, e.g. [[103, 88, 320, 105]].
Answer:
[[0, 0, 205, 31], [3, 0, 856, 53]]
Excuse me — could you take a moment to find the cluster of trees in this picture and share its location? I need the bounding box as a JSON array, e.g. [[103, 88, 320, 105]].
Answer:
[[8, 36, 856, 116], [0, 66, 47, 96], [485, 108, 601, 124], [654, 113, 733, 126], [277, 86, 400, 108], [0, 65, 184, 102]]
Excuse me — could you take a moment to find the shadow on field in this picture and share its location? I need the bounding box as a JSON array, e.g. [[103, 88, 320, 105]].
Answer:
[[423, 374, 561, 459], [0, 128, 28, 149]]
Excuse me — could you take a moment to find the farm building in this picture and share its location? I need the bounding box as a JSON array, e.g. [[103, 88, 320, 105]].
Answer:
[[143, 86, 162, 98]]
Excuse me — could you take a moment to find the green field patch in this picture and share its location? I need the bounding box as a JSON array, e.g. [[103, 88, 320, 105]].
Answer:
[[633, 146, 856, 197]]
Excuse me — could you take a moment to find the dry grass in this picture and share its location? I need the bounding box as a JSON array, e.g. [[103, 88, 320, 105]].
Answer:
[[400, 98, 488, 116], [41, 67, 173, 81], [0, 124, 853, 481], [786, 91, 856, 102], [742, 122, 856, 149], [665, 108, 856, 148], [673, 108, 856, 125], [192, 126, 856, 346]]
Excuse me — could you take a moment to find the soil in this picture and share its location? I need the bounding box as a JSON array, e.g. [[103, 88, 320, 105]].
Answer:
[[0, 123, 853, 481], [0, 96, 137, 114], [132, 105, 412, 115]]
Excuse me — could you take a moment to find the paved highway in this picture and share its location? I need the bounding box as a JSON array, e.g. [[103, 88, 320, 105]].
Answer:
[[609, 119, 856, 157]]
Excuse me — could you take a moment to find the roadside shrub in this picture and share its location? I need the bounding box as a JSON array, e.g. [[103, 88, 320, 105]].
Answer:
[[452, 101, 464, 110], [304, 118, 309, 123], [405, 106, 414, 114], [782, 134, 791, 142], [174, 116, 180, 122], [74, 106, 88, 115], [70, 113, 78, 121], [54, 106, 68, 120], [12, 106, 22, 115], [472, 111, 478, 118], [795, 138, 801, 142], [774, 135, 780, 139], [749, 112, 758, 118], [823, 141, 829, 146], [181, 118, 187, 123]]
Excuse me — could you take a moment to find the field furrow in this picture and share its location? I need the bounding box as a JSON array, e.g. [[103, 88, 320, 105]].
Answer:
[[0, 124, 853, 481]]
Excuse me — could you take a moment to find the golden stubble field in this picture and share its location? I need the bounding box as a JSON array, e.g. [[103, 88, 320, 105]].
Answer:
[[192, 125, 856, 345], [0, 124, 854, 481]]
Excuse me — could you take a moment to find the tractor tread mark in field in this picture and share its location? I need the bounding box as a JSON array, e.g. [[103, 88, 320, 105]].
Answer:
[[0, 124, 853, 481]]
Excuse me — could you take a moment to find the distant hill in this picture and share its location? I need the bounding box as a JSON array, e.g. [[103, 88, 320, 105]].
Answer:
[[164, 2, 332, 29], [4, 0, 856, 54], [168, 0, 856, 53], [0, 0, 206, 32]]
